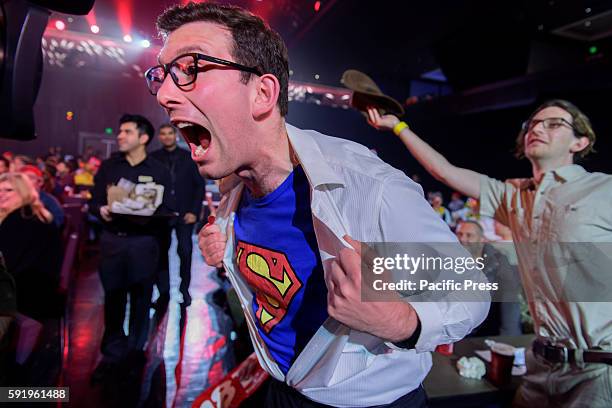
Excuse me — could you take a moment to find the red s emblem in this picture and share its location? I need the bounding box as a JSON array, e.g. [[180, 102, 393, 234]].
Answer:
[[236, 241, 302, 333]]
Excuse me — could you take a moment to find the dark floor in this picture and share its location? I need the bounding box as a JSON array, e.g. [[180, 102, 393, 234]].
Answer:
[[62, 233, 236, 407]]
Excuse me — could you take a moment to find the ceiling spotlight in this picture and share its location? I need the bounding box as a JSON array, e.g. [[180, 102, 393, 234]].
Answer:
[[140, 39, 151, 48], [314, 74, 320, 80], [55, 20, 66, 31], [123, 34, 133, 43], [90, 25, 100, 34]]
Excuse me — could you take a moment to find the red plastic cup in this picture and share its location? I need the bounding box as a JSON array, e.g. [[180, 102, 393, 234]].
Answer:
[[488, 343, 515, 386], [436, 343, 454, 356]]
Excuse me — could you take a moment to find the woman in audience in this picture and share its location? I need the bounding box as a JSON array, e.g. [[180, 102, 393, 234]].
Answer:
[[0, 173, 62, 320]]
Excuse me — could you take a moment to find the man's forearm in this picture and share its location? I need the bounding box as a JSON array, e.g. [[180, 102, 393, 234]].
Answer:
[[373, 301, 419, 343], [396, 126, 482, 198], [398, 127, 453, 182]]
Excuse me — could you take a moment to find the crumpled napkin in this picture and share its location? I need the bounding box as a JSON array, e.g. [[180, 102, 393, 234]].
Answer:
[[456, 356, 486, 379]]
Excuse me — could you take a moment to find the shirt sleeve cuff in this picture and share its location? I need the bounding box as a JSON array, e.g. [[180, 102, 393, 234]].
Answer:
[[384, 316, 421, 351], [479, 174, 498, 219], [384, 302, 445, 352], [411, 302, 445, 353]]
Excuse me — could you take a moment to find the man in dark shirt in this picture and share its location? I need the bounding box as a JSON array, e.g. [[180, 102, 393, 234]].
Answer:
[[89, 114, 174, 383], [151, 124, 205, 306], [455, 220, 522, 337]]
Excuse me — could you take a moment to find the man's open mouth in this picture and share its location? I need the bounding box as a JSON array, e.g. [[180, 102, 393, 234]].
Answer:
[[528, 138, 546, 146], [174, 121, 212, 159]]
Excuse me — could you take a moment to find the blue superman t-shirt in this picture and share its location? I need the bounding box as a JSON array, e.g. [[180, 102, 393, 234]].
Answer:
[[234, 165, 328, 374]]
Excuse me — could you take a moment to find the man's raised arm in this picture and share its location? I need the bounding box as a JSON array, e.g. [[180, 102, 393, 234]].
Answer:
[[367, 107, 483, 198]]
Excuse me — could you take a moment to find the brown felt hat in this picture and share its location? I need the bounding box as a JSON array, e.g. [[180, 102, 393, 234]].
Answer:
[[341, 69, 404, 116]]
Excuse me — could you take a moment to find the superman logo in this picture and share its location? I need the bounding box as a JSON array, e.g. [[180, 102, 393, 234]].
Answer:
[[236, 241, 302, 333]]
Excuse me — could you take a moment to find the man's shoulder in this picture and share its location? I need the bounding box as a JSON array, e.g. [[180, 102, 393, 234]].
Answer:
[[578, 171, 612, 200], [290, 125, 406, 184], [145, 154, 165, 167], [177, 146, 192, 156], [176, 147, 195, 163], [149, 148, 164, 158], [582, 170, 612, 184], [151, 147, 192, 160], [101, 153, 125, 166], [297, 126, 368, 154], [40, 191, 60, 205], [483, 243, 506, 260], [143, 156, 171, 179]]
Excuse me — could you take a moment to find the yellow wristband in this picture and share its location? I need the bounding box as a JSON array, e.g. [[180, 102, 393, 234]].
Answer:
[[393, 121, 409, 136]]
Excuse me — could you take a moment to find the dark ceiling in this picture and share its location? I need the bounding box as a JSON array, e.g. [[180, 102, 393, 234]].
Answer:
[[54, 0, 612, 98]]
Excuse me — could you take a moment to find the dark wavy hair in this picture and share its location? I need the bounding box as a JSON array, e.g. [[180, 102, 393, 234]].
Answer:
[[119, 114, 155, 145], [156, 1, 289, 117]]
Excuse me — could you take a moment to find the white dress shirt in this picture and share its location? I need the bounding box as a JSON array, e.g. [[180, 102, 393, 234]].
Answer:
[[215, 124, 490, 407]]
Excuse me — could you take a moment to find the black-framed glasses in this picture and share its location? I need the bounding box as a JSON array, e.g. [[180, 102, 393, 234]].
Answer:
[[521, 117, 578, 133], [144, 52, 262, 95]]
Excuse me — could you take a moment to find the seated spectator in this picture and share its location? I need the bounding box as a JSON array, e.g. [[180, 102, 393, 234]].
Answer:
[[35, 157, 45, 170], [20, 165, 64, 229], [74, 156, 101, 198], [447, 191, 465, 212], [455, 220, 522, 336], [45, 146, 62, 160], [0, 173, 63, 320], [9, 155, 34, 173], [452, 197, 501, 241], [0, 157, 8, 175], [429, 191, 452, 225], [42, 164, 59, 195], [55, 160, 75, 194]]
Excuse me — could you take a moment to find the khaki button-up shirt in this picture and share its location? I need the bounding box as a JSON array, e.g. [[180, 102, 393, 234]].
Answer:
[[480, 164, 612, 349]]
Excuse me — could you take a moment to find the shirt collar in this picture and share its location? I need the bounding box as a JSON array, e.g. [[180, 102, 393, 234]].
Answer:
[[520, 164, 586, 190], [285, 123, 345, 189], [550, 164, 586, 183], [220, 124, 345, 196]]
